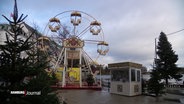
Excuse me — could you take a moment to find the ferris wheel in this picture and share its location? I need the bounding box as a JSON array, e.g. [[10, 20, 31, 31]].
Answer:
[[38, 10, 109, 87]]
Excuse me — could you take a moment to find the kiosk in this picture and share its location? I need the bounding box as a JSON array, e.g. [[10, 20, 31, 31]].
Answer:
[[109, 62, 142, 96]]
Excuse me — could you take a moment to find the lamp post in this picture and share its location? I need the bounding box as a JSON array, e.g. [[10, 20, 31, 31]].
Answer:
[[99, 64, 103, 87], [154, 37, 157, 68], [97, 64, 104, 88], [100, 65, 102, 87]]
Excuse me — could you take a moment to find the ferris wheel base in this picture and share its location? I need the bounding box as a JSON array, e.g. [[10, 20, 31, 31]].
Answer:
[[51, 85, 102, 90]]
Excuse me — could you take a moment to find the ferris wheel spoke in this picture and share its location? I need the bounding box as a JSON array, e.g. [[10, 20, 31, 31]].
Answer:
[[95, 54, 100, 62], [84, 39, 104, 44], [77, 25, 91, 38], [73, 25, 76, 36], [59, 24, 73, 38]]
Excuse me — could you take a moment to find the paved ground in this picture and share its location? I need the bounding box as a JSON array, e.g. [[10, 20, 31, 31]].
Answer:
[[57, 89, 183, 104]]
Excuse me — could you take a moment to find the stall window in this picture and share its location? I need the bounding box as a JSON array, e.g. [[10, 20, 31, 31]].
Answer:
[[137, 70, 140, 82], [131, 69, 136, 81], [111, 69, 129, 82]]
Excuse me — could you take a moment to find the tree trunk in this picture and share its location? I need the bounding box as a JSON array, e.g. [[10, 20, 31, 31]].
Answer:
[[165, 78, 168, 86], [155, 93, 161, 102], [155, 96, 161, 102]]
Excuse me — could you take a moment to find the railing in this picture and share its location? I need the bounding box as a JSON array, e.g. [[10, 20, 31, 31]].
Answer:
[[102, 80, 110, 87], [101, 79, 110, 92], [166, 85, 184, 88]]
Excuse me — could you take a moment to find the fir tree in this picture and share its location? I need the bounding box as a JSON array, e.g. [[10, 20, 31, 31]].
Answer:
[[86, 74, 95, 86], [147, 31, 182, 98], [0, 0, 59, 104], [156, 32, 182, 85], [147, 69, 165, 97]]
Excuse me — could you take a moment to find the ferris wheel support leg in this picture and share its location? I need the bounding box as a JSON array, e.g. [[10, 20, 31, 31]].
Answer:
[[100, 65, 102, 87], [79, 48, 82, 87], [54, 48, 64, 71], [62, 48, 67, 87], [82, 50, 93, 74]]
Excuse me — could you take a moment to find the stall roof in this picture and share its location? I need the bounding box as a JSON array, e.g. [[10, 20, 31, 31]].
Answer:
[[108, 62, 142, 69]]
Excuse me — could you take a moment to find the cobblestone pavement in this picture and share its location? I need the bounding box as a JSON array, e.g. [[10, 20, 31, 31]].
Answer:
[[57, 90, 183, 104]]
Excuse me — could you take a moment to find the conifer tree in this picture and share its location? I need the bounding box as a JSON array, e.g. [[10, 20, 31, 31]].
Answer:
[[147, 69, 165, 97], [156, 32, 182, 85], [0, 0, 59, 104], [147, 31, 182, 98], [86, 74, 95, 86]]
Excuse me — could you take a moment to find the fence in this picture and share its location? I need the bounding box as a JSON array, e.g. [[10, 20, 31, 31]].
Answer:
[[166, 84, 184, 88]]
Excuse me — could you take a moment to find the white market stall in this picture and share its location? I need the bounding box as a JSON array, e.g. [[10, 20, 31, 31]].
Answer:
[[109, 62, 142, 96]]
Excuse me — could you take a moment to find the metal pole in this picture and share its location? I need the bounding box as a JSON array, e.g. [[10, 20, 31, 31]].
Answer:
[[155, 38, 157, 60], [100, 65, 102, 87], [154, 38, 157, 68]]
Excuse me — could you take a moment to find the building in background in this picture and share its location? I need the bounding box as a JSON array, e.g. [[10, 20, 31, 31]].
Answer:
[[0, 22, 40, 44]]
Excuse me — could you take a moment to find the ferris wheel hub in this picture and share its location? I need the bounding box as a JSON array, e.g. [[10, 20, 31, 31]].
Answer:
[[63, 37, 84, 48]]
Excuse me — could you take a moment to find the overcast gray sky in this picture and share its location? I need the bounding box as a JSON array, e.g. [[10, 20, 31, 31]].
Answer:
[[1, 0, 184, 69]]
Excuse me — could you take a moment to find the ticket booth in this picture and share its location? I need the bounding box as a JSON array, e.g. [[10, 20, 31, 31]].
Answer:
[[108, 62, 142, 96]]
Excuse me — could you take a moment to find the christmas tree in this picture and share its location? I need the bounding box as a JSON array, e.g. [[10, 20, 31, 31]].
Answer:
[[156, 32, 182, 85], [0, 0, 59, 104], [147, 31, 182, 98], [147, 69, 165, 97]]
